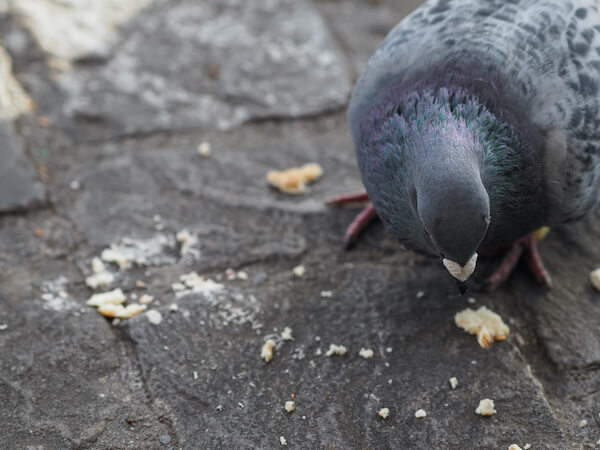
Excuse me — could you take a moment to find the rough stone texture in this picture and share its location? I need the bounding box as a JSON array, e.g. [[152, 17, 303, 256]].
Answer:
[[10, 0, 351, 137], [0, 45, 45, 212], [10, 0, 153, 61], [0, 121, 45, 212], [1, 0, 600, 449]]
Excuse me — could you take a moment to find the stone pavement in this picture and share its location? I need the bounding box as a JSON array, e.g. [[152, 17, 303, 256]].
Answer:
[[0, 1, 599, 448]]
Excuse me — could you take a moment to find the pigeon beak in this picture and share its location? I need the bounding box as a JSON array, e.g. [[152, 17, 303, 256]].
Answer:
[[442, 253, 478, 282]]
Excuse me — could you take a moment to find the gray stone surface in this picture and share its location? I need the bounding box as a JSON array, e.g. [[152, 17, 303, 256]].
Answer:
[[1, 1, 600, 449], [0, 120, 45, 212], [11, 0, 351, 137], [0, 45, 45, 212]]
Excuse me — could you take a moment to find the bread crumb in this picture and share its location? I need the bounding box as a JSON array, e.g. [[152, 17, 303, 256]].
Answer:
[[176, 229, 199, 257], [139, 294, 154, 304], [261, 339, 276, 362], [320, 290, 333, 298], [590, 269, 600, 291], [169, 303, 178, 312], [386, 347, 392, 353], [467, 297, 476, 304], [98, 303, 147, 319], [579, 419, 588, 428], [279, 436, 287, 446], [326, 344, 347, 356], [91, 257, 105, 274], [284, 401, 295, 413], [0, 324, 7, 331], [87, 288, 126, 307], [449, 377, 458, 389], [85, 271, 115, 289], [146, 309, 162, 325], [378, 408, 390, 419], [359, 348, 374, 359], [267, 163, 323, 194], [455, 306, 510, 348], [508, 445, 522, 450], [281, 327, 294, 341], [101, 248, 130, 270], [292, 265, 306, 277], [171, 282, 186, 292], [416, 291, 425, 299], [415, 409, 427, 418], [198, 141, 211, 157], [523, 445, 531, 450], [237, 271, 248, 280], [475, 398, 496, 416], [69, 180, 81, 190]]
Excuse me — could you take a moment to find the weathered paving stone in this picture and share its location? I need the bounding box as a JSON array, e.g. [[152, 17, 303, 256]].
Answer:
[[0, 45, 45, 212], [316, 0, 423, 76], [121, 261, 565, 449], [12, 0, 351, 137], [10, 0, 153, 62], [0, 261, 172, 449], [2, 0, 600, 448]]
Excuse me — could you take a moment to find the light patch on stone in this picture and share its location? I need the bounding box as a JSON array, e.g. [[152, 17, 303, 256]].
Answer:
[[101, 235, 175, 269], [443, 253, 478, 282], [475, 398, 496, 416], [0, 46, 33, 120], [455, 306, 510, 348], [39, 277, 79, 311], [12, 0, 154, 61]]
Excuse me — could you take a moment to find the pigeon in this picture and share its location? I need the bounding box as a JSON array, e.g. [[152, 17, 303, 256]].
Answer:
[[331, 0, 600, 291]]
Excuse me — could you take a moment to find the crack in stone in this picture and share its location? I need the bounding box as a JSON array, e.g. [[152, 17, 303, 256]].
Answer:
[[111, 325, 181, 448]]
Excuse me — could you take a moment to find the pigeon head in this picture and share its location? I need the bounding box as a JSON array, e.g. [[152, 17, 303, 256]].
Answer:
[[415, 158, 490, 281], [356, 88, 500, 284]]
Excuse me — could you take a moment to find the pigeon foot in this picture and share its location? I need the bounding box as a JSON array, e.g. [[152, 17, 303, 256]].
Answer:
[[482, 233, 552, 292], [327, 191, 377, 248]]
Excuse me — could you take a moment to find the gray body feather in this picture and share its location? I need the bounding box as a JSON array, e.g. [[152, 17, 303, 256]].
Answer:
[[350, 0, 600, 229]]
